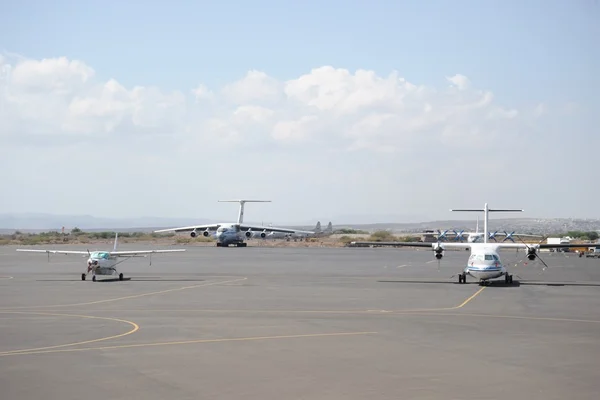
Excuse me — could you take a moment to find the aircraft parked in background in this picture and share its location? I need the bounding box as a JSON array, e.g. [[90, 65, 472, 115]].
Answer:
[[351, 203, 597, 286], [265, 221, 333, 240], [423, 216, 543, 243], [154, 200, 315, 247]]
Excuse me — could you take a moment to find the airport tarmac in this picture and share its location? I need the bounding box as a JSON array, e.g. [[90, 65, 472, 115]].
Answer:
[[1, 244, 600, 400]]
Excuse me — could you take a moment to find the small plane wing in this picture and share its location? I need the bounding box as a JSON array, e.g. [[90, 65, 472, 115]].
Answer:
[[109, 249, 186, 257], [16, 248, 186, 256], [240, 224, 315, 235], [154, 224, 220, 233], [16, 249, 90, 255]]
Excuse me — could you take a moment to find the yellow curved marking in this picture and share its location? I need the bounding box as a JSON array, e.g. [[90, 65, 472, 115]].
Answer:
[[0, 331, 377, 357], [403, 311, 600, 324], [0, 311, 139, 355], [0, 277, 248, 310], [453, 286, 486, 308], [54, 286, 486, 315]]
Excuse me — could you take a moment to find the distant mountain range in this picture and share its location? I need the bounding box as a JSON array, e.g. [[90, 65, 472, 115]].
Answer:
[[1, 213, 599, 235]]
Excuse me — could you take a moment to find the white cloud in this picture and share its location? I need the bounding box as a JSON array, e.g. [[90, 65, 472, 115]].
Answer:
[[447, 74, 471, 90], [1, 53, 594, 222], [0, 54, 530, 152], [221, 70, 282, 105]]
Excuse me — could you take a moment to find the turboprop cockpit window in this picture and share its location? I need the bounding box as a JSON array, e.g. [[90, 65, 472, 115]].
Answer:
[[484, 254, 494, 261]]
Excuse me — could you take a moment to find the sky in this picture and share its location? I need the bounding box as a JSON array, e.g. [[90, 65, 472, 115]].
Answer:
[[0, 0, 599, 226]]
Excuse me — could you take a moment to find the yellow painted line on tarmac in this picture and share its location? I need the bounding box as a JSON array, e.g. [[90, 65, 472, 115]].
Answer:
[[0, 311, 139, 355], [0, 331, 378, 357], [454, 286, 486, 309]]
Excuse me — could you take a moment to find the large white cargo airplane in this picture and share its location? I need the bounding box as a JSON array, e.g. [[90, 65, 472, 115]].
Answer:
[[16, 233, 185, 282], [154, 200, 315, 247], [351, 203, 597, 286]]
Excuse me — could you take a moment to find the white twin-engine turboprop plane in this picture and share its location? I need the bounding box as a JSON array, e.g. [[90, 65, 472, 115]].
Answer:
[[16, 233, 185, 282], [351, 203, 598, 286], [154, 199, 316, 247]]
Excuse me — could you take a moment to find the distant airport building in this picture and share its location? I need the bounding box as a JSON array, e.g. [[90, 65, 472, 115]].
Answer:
[[421, 230, 437, 242]]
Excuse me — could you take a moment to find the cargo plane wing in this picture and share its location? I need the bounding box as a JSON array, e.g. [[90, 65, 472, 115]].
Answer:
[[154, 200, 315, 247]]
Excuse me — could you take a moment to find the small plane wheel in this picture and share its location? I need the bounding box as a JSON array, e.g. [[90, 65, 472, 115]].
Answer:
[[81, 273, 86, 281], [119, 273, 124, 281], [509, 275, 513, 284], [505, 274, 510, 284], [92, 275, 96, 282]]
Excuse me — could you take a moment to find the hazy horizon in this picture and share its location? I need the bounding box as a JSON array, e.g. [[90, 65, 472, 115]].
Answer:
[[1, 211, 597, 232]]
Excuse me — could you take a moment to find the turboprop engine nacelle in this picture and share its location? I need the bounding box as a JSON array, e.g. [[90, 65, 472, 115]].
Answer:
[[434, 245, 444, 260]]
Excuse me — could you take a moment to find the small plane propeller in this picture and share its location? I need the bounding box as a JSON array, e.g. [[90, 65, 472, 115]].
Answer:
[[436, 230, 453, 242], [503, 231, 516, 243], [488, 231, 501, 242], [453, 230, 465, 242]]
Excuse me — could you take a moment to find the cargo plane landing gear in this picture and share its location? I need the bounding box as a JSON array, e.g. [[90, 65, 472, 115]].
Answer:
[[216, 242, 247, 247]]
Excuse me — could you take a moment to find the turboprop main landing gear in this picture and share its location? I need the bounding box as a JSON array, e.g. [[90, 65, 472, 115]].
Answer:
[[504, 273, 513, 284], [458, 273, 467, 284]]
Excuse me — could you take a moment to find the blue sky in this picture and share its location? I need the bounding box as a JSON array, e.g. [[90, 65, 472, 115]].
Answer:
[[0, 0, 598, 224], [3, 0, 597, 102]]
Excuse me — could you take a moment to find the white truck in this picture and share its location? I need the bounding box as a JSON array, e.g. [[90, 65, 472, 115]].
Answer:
[[585, 246, 600, 258]]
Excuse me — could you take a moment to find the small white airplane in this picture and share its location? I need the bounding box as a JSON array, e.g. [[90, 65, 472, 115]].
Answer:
[[154, 199, 315, 247], [16, 233, 185, 282], [351, 203, 597, 286]]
